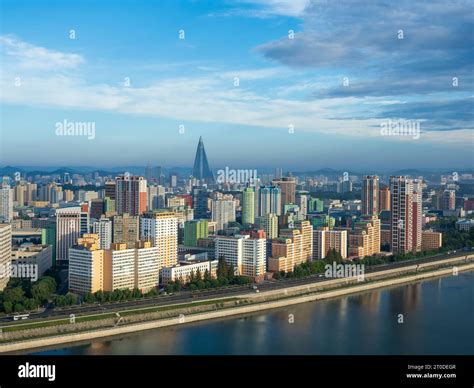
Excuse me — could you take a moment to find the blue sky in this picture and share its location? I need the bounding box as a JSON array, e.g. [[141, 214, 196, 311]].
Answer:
[[0, 0, 473, 170]]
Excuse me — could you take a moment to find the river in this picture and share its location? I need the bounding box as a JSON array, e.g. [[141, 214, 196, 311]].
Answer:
[[31, 271, 474, 355]]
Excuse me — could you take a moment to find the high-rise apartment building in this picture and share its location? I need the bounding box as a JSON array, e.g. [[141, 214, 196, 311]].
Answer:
[[211, 198, 236, 230], [308, 198, 324, 213], [115, 175, 147, 216], [258, 213, 278, 239], [69, 234, 104, 294], [273, 176, 296, 213], [442, 190, 456, 211], [140, 211, 178, 269], [25, 183, 38, 205], [313, 227, 347, 260], [92, 218, 113, 250], [14, 183, 26, 206], [281, 220, 313, 264], [63, 189, 74, 202], [0, 182, 13, 223], [258, 186, 281, 216], [348, 215, 381, 258], [105, 180, 116, 200], [192, 186, 209, 219], [362, 176, 379, 215], [295, 191, 309, 220], [0, 223, 12, 291], [103, 243, 136, 291], [242, 187, 255, 225], [215, 233, 266, 277], [113, 213, 140, 248], [184, 219, 208, 246], [390, 176, 423, 254], [379, 186, 391, 212], [56, 207, 89, 262]]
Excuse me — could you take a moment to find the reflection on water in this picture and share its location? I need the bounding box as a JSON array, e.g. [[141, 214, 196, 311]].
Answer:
[[31, 271, 474, 355]]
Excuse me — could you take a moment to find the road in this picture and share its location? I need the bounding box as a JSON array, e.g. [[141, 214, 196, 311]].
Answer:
[[1, 251, 471, 325]]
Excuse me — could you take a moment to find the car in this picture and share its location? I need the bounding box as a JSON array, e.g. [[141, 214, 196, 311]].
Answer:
[[252, 285, 258, 290], [255, 289, 260, 293]]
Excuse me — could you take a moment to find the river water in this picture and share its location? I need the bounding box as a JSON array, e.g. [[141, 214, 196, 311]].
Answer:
[[32, 271, 474, 355]]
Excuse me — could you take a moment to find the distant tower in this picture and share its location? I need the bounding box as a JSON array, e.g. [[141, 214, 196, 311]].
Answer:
[[192, 137, 214, 184]]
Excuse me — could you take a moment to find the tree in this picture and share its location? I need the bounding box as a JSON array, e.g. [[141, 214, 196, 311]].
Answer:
[[3, 287, 25, 305], [94, 290, 105, 303], [196, 280, 206, 289], [24, 298, 38, 311], [195, 268, 202, 282], [54, 295, 67, 307], [146, 288, 158, 297], [203, 269, 211, 282], [65, 293, 78, 305], [132, 288, 142, 298], [228, 264, 236, 282], [3, 301, 13, 314], [14, 303, 25, 313], [83, 292, 95, 303], [217, 257, 229, 279]]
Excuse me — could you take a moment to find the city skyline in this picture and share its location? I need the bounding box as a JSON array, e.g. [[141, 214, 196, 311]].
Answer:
[[1, 0, 473, 169]]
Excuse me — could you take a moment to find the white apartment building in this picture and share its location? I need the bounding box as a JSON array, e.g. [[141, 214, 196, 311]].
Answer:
[[211, 199, 236, 231], [135, 244, 160, 292], [161, 259, 218, 285], [313, 227, 347, 260], [56, 207, 89, 262], [92, 218, 113, 250], [215, 234, 266, 277]]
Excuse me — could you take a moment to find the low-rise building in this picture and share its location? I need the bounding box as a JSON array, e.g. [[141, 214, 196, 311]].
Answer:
[[11, 244, 52, 280], [456, 219, 474, 231], [161, 259, 218, 285], [421, 231, 443, 251]]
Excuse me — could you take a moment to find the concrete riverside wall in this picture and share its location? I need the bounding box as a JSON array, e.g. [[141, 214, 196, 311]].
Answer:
[[1, 262, 473, 354], [238, 254, 474, 301]]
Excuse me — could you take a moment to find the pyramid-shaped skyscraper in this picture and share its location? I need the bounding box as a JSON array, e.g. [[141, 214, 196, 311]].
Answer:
[[192, 136, 214, 184]]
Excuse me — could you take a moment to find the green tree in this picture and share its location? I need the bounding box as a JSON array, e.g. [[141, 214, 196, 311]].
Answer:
[[65, 292, 78, 305], [132, 288, 142, 298], [24, 298, 38, 311], [3, 301, 13, 314], [83, 292, 95, 303], [195, 268, 202, 281]]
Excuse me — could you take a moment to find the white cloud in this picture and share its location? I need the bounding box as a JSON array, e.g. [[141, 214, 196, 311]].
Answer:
[[0, 35, 84, 70], [236, 0, 311, 17], [1, 36, 471, 145]]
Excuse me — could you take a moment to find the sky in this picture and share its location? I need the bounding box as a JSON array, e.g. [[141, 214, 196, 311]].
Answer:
[[0, 0, 473, 171]]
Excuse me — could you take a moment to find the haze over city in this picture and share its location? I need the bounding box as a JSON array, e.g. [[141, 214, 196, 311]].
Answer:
[[1, 0, 473, 169]]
